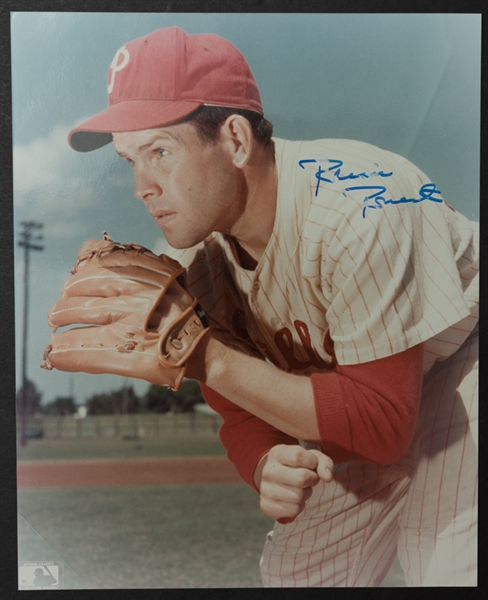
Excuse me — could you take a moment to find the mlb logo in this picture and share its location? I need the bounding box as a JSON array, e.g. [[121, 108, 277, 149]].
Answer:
[[19, 562, 62, 589]]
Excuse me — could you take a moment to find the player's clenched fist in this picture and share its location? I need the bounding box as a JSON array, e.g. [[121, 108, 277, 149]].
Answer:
[[255, 444, 334, 523], [40, 233, 208, 391]]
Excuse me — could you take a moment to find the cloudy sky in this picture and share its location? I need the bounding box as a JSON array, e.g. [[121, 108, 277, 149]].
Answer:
[[11, 12, 481, 406]]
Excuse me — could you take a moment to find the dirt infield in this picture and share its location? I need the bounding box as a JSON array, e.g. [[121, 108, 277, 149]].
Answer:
[[17, 456, 242, 488]]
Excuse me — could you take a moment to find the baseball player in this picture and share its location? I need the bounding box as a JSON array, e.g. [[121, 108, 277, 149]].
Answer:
[[49, 27, 478, 586]]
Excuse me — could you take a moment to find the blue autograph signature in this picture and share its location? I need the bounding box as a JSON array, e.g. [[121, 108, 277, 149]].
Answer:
[[298, 158, 393, 198], [298, 158, 443, 218], [344, 183, 444, 218]]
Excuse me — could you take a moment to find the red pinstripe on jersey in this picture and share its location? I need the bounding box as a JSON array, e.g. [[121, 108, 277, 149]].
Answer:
[[260, 326, 476, 585], [169, 138, 478, 586], [170, 133, 478, 443]]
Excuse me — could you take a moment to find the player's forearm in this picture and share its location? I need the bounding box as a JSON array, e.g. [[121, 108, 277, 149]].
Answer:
[[189, 333, 425, 466], [194, 335, 321, 443]]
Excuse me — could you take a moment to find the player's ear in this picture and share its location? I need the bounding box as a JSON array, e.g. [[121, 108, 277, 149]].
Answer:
[[219, 115, 253, 169]]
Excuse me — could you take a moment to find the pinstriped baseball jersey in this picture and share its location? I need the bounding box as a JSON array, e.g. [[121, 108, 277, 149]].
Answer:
[[169, 138, 478, 374]]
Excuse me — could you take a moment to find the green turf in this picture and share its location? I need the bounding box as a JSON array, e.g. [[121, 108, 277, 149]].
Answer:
[[16, 416, 405, 588], [16, 435, 226, 462], [18, 484, 273, 588]]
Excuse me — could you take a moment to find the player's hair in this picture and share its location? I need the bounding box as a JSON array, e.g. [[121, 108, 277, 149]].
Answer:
[[177, 105, 273, 148]]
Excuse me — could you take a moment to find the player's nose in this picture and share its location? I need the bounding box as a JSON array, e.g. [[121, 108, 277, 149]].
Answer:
[[134, 168, 162, 202]]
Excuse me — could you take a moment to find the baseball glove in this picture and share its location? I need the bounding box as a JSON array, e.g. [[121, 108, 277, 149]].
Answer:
[[41, 232, 208, 390]]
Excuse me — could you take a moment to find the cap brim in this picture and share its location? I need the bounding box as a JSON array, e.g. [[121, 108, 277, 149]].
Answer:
[[68, 99, 203, 152]]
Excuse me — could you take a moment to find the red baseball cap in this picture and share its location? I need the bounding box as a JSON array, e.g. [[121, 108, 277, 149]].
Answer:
[[68, 27, 263, 152]]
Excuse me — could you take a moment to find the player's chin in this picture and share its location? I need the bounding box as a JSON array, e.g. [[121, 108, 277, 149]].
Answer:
[[162, 229, 208, 250]]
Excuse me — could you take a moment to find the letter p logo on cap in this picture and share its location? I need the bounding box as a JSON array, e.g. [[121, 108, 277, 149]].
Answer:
[[108, 46, 130, 94]]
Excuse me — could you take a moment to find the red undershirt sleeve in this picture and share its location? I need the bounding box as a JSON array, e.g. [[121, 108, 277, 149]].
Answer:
[[311, 343, 424, 464], [201, 343, 424, 489], [200, 382, 297, 491]]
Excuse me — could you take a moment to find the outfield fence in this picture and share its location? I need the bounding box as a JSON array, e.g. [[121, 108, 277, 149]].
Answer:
[[21, 412, 223, 440]]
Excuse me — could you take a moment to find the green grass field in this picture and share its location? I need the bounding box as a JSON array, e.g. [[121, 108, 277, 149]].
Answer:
[[17, 434, 226, 462], [16, 416, 405, 588], [18, 484, 272, 588], [17, 421, 271, 588]]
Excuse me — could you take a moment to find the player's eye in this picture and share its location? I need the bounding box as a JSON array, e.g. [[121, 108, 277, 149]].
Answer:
[[157, 148, 168, 158]]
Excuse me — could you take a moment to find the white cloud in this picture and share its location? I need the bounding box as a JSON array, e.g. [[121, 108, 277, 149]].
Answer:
[[12, 121, 121, 231], [13, 124, 80, 198]]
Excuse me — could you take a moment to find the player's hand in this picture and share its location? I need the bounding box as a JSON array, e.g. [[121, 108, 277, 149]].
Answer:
[[256, 444, 334, 523]]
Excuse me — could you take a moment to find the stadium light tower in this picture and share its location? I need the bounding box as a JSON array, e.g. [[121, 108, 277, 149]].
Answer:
[[18, 221, 44, 446]]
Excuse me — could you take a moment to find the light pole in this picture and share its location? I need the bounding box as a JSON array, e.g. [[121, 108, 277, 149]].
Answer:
[[18, 221, 44, 446]]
